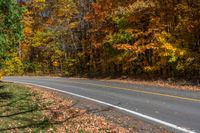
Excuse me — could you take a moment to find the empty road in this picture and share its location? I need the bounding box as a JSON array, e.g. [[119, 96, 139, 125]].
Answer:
[[3, 76, 200, 133]]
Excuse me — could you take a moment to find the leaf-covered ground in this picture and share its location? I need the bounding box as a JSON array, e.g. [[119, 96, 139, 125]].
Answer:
[[0, 82, 133, 133], [68, 77, 200, 91], [102, 78, 200, 91]]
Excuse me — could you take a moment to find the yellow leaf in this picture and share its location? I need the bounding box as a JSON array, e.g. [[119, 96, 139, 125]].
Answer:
[[24, 27, 32, 34], [53, 61, 60, 67]]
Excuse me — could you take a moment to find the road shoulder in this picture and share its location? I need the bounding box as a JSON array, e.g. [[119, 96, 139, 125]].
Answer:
[[30, 84, 173, 133]]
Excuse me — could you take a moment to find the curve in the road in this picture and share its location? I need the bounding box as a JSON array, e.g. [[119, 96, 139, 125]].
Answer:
[[3, 79, 197, 133], [48, 80, 200, 103]]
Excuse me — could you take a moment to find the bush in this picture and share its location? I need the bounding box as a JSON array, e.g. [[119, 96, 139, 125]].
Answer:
[[24, 61, 38, 73], [3, 57, 24, 75]]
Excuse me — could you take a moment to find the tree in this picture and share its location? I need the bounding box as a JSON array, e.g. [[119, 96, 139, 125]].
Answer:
[[1, 0, 199, 80], [0, 0, 25, 75]]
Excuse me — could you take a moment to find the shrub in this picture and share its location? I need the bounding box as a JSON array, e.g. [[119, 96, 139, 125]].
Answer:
[[3, 57, 24, 75]]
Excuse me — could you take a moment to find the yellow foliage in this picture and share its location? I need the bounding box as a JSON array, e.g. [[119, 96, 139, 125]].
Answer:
[[34, 0, 45, 2], [55, 50, 63, 57], [52, 61, 60, 67], [0, 71, 3, 80], [3, 57, 24, 76], [24, 11, 33, 15], [24, 27, 32, 34], [144, 66, 159, 73], [178, 50, 186, 56], [57, 9, 65, 17], [69, 22, 79, 29], [32, 42, 42, 47], [114, 44, 135, 51]]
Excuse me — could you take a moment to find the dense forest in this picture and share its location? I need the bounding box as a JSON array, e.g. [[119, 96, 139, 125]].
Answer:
[[0, 0, 200, 81]]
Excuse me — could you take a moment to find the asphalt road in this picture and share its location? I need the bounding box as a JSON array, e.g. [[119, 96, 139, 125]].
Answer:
[[3, 76, 200, 133]]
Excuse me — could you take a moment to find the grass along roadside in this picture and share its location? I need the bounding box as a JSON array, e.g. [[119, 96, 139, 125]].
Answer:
[[0, 82, 133, 133], [0, 83, 55, 133]]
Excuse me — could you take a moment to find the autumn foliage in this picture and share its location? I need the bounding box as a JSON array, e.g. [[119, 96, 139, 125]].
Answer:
[[0, 0, 199, 80]]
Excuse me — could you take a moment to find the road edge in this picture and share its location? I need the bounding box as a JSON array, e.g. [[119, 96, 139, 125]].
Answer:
[[3, 80, 196, 133]]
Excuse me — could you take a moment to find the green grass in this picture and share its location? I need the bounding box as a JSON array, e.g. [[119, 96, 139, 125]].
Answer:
[[0, 82, 55, 133]]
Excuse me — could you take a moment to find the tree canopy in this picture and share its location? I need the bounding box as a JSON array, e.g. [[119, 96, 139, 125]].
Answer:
[[0, 0, 199, 81]]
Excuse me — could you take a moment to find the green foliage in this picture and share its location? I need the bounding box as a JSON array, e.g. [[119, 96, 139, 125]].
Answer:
[[0, 0, 25, 75], [24, 61, 38, 73], [102, 43, 117, 57], [108, 31, 135, 45], [0, 0, 24, 52], [62, 57, 79, 75], [113, 16, 128, 29]]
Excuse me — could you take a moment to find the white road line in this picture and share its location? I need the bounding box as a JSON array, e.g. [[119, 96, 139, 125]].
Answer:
[[4, 80, 196, 133]]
